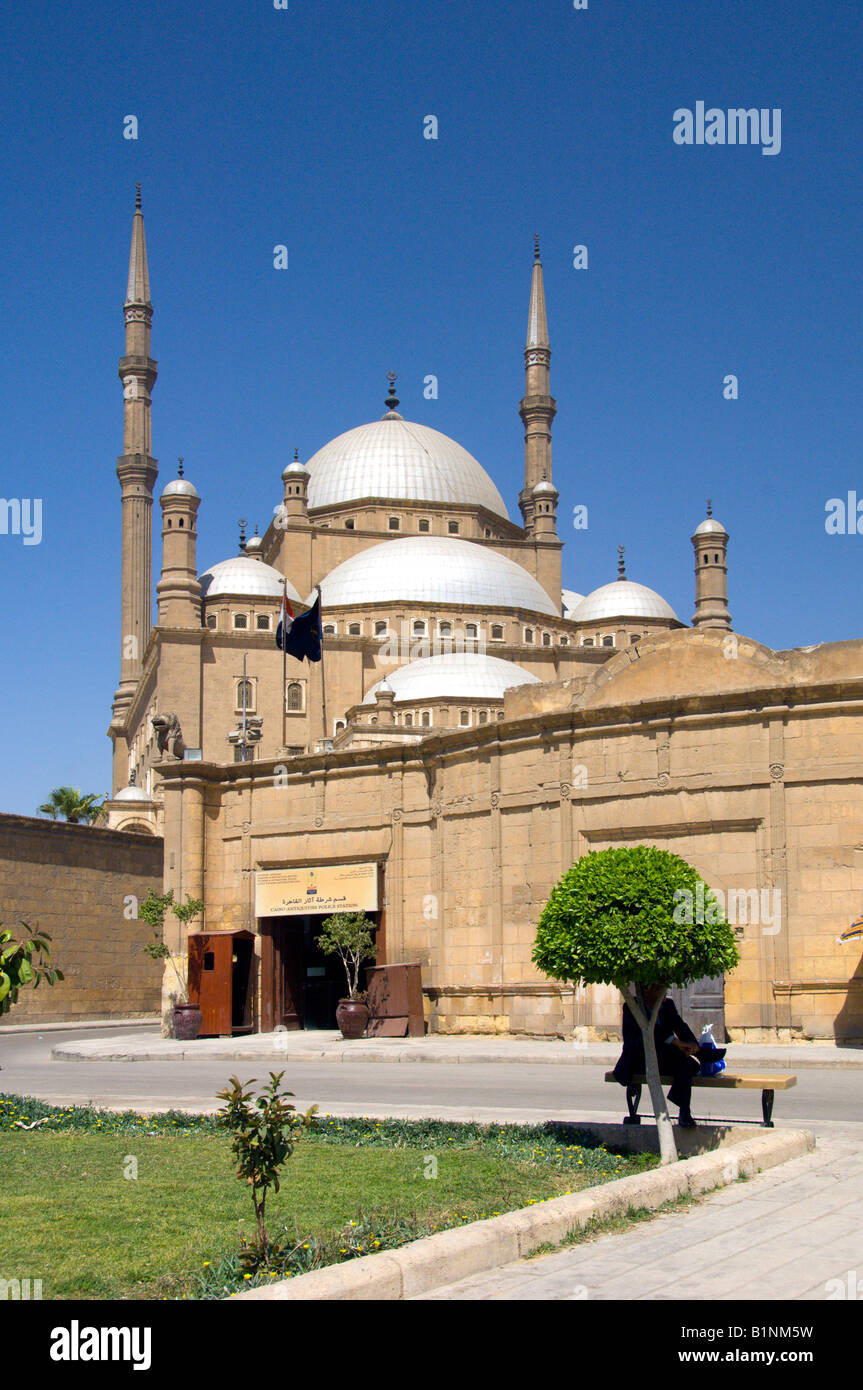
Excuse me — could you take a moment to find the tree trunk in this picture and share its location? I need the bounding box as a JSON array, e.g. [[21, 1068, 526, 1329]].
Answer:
[[622, 986, 678, 1165]]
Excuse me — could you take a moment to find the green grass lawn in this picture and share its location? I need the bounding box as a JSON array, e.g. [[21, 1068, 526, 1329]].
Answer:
[[0, 1095, 655, 1300]]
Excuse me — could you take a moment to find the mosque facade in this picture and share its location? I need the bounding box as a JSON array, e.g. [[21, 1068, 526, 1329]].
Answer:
[[105, 193, 863, 1043]]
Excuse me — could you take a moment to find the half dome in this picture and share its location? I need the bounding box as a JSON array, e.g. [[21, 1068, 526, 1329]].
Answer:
[[363, 652, 541, 704], [305, 417, 510, 520], [199, 555, 299, 601], [313, 536, 558, 615], [571, 580, 679, 624]]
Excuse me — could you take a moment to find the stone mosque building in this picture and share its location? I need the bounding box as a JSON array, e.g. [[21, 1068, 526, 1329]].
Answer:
[[105, 192, 863, 1043]]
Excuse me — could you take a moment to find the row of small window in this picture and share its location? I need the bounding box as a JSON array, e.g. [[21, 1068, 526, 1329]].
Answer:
[[337, 517, 494, 538], [208, 612, 272, 631], [235, 680, 306, 713], [580, 634, 642, 648], [323, 620, 573, 646], [362, 708, 504, 728]]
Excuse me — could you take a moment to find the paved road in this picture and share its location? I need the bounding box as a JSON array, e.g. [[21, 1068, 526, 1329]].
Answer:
[[2, 1027, 862, 1137]]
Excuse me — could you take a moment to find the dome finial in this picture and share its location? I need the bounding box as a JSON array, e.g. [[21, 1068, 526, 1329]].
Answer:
[[385, 370, 400, 412], [177, 456, 184, 478], [617, 545, 626, 580], [294, 447, 299, 461], [238, 518, 247, 553], [135, 182, 142, 210], [706, 497, 713, 517], [534, 233, 541, 262]]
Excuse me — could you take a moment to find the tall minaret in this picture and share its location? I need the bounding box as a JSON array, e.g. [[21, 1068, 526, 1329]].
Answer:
[[518, 236, 556, 534], [691, 501, 731, 630], [110, 185, 158, 741]]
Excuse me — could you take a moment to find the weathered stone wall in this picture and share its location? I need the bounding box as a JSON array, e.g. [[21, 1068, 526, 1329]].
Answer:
[[0, 815, 164, 1025], [156, 631, 863, 1044]]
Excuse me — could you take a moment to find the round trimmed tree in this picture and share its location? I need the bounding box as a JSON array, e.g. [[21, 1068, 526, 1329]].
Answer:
[[532, 845, 740, 1164]]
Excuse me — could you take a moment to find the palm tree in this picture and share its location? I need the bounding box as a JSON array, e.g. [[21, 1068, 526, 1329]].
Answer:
[[37, 787, 107, 824]]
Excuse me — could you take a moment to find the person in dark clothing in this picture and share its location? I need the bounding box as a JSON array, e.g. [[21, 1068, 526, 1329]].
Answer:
[[612, 983, 701, 1126]]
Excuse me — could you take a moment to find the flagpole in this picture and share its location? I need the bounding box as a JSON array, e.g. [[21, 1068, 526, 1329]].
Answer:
[[281, 578, 287, 750], [317, 583, 328, 746]]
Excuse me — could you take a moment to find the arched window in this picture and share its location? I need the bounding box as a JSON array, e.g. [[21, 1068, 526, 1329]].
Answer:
[[287, 682, 303, 712], [236, 679, 254, 711], [524, 628, 534, 644], [491, 624, 504, 641], [404, 713, 413, 727], [460, 710, 470, 726], [465, 623, 477, 639], [421, 710, 431, 727], [542, 632, 551, 646], [348, 623, 361, 635], [413, 620, 426, 635]]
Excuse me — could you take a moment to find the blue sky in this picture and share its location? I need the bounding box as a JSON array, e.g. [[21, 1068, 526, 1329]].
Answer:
[[1, 0, 861, 814]]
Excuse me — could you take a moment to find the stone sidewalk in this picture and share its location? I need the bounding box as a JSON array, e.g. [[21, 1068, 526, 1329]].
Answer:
[[416, 1136, 863, 1300], [51, 1028, 863, 1068]]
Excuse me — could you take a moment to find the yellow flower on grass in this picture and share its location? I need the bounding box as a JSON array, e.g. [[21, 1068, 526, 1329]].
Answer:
[[243, 1274, 251, 1280], [202, 1261, 210, 1268]]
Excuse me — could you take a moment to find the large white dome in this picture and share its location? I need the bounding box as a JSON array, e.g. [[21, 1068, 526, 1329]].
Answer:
[[572, 579, 679, 624], [305, 416, 510, 520], [199, 555, 300, 601], [314, 536, 559, 616], [363, 652, 541, 704]]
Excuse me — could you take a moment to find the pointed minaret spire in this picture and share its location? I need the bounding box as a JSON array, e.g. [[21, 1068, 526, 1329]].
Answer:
[[519, 237, 556, 533], [125, 183, 152, 311], [110, 187, 159, 787]]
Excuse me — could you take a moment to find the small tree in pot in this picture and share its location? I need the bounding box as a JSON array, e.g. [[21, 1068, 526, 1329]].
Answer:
[[138, 889, 204, 1039], [316, 912, 378, 1039]]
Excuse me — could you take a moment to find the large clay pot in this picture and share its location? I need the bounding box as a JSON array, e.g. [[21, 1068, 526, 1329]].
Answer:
[[173, 1003, 202, 1040], [336, 998, 369, 1040]]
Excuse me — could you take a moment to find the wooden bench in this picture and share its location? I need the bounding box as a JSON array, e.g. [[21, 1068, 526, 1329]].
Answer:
[[604, 1071, 797, 1127]]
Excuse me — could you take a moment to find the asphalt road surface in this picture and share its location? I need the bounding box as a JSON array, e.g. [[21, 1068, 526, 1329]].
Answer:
[[2, 1027, 861, 1138]]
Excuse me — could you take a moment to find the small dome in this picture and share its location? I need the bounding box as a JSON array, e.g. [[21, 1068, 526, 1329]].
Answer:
[[533, 479, 557, 495], [363, 652, 541, 704], [572, 580, 679, 624], [162, 478, 198, 499], [114, 784, 151, 802], [199, 555, 300, 601], [313, 536, 558, 616], [561, 588, 585, 620], [694, 517, 727, 536], [305, 418, 509, 520], [282, 459, 309, 480], [245, 533, 264, 554]]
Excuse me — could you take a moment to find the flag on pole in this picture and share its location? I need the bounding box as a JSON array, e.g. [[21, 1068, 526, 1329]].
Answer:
[[277, 590, 323, 664], [275, 588, 294, 651]]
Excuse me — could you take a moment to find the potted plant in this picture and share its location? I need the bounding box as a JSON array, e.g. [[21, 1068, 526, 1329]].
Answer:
[[138, 889, 205, 1039], [316, 912, 379, 1039]]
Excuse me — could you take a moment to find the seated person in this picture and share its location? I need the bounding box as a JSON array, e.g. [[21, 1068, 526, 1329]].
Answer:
[[612, 983, 700, 1127]]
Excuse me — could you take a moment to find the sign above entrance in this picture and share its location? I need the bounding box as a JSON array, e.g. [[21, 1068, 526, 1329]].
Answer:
[[255, 862, 379, 917]]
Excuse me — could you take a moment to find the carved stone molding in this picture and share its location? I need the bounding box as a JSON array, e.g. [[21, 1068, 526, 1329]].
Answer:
[[490, 792, 501, 809], [560, 783, 571, 801], [769, 763, 785, 781], [314, 815, 323, 827], [657, 772, 670, 788], [391, 808, 402, 823]]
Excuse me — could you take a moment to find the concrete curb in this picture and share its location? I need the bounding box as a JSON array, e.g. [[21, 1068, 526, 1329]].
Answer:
[[1, 1018, 159, 1036], [232, 1126, 815, 1302], [50, 1036, 863, 1068]]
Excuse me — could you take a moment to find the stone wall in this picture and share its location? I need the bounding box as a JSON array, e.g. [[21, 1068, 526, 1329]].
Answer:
[[0, 815, 164, 1025], [155, 630, 863, 1044]]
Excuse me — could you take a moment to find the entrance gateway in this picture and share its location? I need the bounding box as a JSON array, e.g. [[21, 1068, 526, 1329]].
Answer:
[[255, 862, 383, 1031]]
